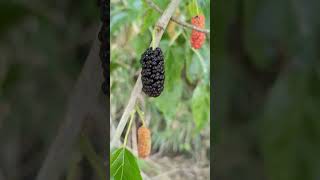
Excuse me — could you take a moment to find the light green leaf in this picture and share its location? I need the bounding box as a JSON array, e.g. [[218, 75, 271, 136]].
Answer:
[[164, 47, 184, 91], [111, 9, 139, 33], [141, 8, 158, 34], [187, 1, 197, 18], [154, 80, 182, 121], [154, 47, 184, 121], [111, 147, 142, 180], [192, 83, 210, 131], [186, 51, 202, 84]]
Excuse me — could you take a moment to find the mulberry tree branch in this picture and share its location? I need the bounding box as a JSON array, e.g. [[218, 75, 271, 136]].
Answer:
[[110, 0, 182, 148], [145, 0, 210, 34]]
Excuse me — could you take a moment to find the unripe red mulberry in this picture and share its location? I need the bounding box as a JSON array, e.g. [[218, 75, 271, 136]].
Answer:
[[190, 15, 206, 49], [138, 126, 151, 158]]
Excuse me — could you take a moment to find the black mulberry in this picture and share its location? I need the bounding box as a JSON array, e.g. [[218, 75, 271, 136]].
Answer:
[[140, 47, 165, 97]]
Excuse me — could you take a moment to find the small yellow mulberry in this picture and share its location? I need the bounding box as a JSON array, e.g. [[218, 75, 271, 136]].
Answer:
[[138, 126, 151, 158]]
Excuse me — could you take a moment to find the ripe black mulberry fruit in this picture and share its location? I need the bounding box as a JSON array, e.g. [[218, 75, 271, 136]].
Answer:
[[140, 47, 165, 97], [138, 126, 151, 158], [190, 15, 206, 49]]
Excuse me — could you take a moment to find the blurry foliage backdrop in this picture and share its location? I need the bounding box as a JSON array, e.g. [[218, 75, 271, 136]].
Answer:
[[213, 0, 320, 180], [0, 0, 105, 179], [110, 0, 210, 177]]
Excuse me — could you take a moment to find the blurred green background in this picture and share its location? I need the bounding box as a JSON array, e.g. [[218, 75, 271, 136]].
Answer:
[[213, 0, 320, 180], [110, 0, 210, 179], [0, 0, 105, 180]]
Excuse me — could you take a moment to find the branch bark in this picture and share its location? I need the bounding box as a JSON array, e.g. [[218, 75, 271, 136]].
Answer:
[[145, 0, 210, 34], [110, 0, 182, 149]]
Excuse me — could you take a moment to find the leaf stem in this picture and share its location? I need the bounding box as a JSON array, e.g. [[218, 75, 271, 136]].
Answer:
[[135, 106, 146, 127], [123, 111, 135, 147], [151, 29, 156, 50]]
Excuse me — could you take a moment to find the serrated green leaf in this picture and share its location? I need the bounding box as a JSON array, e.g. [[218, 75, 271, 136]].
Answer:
[[111, 147, 142, 180], [192, 83, 210, 131]]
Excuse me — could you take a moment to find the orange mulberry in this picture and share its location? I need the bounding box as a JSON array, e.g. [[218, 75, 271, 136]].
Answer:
[[190, 15, 206, 49], [138, 126, 151, 158]]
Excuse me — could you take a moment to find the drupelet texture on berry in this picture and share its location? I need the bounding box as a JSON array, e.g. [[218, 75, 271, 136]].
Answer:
[[140, 47, 165, 97], [190, 15, 206, 49]]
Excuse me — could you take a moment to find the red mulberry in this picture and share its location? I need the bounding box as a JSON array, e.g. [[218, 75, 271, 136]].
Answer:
[[190, 15, 206, 49], [138, 126, 151, 158], [140, 47, 165, 97]]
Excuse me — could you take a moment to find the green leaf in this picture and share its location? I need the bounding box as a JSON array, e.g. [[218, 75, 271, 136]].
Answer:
[[153, 0, 170, 9], [154, 47, 184, 121], [141, 8, 158, 34], [110, 11, 129, 33], [192, 83, 210, 131], [110, 147, 142, 180], [110, 61, 121, 73], [154, 80, 182, 121], [164, 47, 184, 91], [186, 51, 202, 84], [187, 1, 197, 18], [111, 9, 139, 34]]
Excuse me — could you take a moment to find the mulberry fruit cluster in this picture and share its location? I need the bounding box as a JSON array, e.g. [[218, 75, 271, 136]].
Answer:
[[98, 0, 109, 95], [140, 47, 165, 97], [190, 15, 206, 49], [138, 126, 151, 158]]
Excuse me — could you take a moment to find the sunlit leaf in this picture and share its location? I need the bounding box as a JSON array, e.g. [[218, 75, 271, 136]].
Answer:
[[110, 147, 142, 180], [141, 8, 158, 34]]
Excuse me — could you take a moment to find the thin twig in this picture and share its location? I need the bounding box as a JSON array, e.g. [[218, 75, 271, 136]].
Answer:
[[110, 71, 142, 148], [145, 0, 210, 34], [111, 0, 182, 149]]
